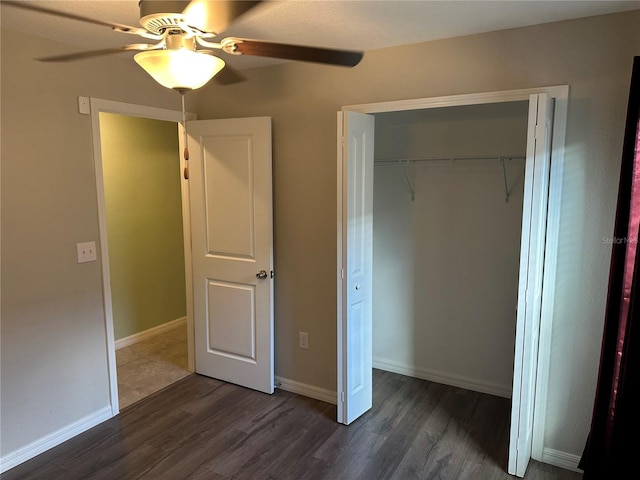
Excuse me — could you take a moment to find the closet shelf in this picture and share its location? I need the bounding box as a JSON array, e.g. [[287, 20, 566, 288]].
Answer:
[[373, 155, 525, 166], [374, 155, 526, 203]]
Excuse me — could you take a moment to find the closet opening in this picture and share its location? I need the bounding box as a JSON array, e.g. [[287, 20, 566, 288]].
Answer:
[[367, 101, 529, 470], [372, 101, 528, 399], [337, 86, 568, 476]]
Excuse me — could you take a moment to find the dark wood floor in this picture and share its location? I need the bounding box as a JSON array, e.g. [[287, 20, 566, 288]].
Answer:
[[2, 370, 582, 480]]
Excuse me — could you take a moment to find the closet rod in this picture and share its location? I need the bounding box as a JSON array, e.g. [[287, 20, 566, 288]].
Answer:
[[374, 155, 525, 166], [375, 155, 526, 203]]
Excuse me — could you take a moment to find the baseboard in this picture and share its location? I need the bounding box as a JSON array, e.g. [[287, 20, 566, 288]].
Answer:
[[275, 376, 337, 405], [373, 356, 512, 398], [541, 447, 582, 472], [0, 406, 112, 474], [115, 316, 187, 350]]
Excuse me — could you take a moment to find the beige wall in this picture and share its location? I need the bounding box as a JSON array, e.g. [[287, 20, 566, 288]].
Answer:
[[0, 29, 189, 457], [1, 9, 639, 464], [190, 11, 639, 457], [100, 113, 186, 340]]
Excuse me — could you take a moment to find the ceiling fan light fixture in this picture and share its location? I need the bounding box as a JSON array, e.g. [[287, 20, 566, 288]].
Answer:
[[134, 49, 225, 91]]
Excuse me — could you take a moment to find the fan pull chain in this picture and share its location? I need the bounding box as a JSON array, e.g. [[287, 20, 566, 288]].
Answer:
[[181, 92, 190, 180]]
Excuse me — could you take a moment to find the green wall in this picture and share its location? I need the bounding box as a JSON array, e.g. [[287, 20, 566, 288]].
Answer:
[[100, 113, 186, 340]]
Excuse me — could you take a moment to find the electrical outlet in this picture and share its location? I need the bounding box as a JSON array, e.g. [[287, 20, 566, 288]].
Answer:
[[299, 332, 309, 350], [77, 241, 97, 263]]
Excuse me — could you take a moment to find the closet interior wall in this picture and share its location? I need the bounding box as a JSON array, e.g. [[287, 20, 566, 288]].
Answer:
[[372, 101, 529, 397]]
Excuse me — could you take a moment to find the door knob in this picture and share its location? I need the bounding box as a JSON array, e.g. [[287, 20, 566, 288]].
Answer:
[[256, 270, 268, 280]]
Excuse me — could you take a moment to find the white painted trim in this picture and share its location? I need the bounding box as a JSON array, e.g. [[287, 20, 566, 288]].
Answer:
[[0, 406, 112, 474], [90, 98, 194, 122], [115, 317, 187, 350], [373, 357, 512, 399], [89, 98, 197, 416], [177, 122, 196, 373], [532, 85, 569, 461], [541, 448, 582, 473], [336, 111, 346, 423], [343, 86, 570, 114], [275, 376, 337, 405]]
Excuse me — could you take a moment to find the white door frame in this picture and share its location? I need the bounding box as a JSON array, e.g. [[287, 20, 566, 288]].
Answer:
[[337, 85, 569, 460], [89, 98, 196, 415]]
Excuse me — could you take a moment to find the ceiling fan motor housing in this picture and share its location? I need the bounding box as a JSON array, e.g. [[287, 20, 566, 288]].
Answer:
[[138, 0, 191, 33], [165, 33, 197, 50]]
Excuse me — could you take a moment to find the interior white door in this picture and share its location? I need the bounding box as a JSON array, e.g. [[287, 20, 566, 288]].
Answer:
[[508, 94, 554, 477], [337, 111, 375, 424], [187, 117, 274, 394]]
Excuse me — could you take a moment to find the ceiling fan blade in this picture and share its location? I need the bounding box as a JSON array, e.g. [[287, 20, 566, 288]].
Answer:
[[38, 44, 159, 63], [3, 1, 149, 36], [226, 39, 363, 67], [182, 0, 263, 34]]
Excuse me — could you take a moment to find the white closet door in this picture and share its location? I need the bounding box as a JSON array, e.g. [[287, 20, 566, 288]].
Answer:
[[337, 111, 375, 424], [508, 94, 554, 477]]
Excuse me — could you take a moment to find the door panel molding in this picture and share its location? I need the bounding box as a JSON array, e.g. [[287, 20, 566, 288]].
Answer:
[[206, 279, 257, 362]]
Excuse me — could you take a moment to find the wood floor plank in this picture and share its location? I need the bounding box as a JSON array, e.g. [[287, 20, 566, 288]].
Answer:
[[140, 388, 271, 478], [357, 378, 442, 480], [1, 371, 583, 480], [313, 423, 387, 480], [141, 427, 247, 479], [81, 444, 166, 480], [0, 459, 67, 480], [232, 399, 337, 480]]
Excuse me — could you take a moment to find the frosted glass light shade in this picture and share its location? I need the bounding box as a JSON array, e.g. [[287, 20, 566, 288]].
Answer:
[[134, 49, 225, 90]]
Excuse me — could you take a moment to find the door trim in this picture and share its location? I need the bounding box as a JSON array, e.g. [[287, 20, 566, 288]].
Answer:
[[337, 85, 569, 459], [89, 98, 196, 415]]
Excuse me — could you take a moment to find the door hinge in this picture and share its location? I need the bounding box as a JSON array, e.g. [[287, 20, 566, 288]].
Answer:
[[341, 391, 345, 403]]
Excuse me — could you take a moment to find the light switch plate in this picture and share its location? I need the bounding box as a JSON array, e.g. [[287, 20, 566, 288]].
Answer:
[[77, 241, 97, 263], [78, 96, 90, 115], [299, 332, 309, 350]]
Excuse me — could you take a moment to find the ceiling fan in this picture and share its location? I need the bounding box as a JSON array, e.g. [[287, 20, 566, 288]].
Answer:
[[4, 0, 364, 91]]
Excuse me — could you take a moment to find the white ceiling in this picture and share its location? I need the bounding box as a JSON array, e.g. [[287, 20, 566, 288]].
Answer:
[[1, 0, 638, 70]]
